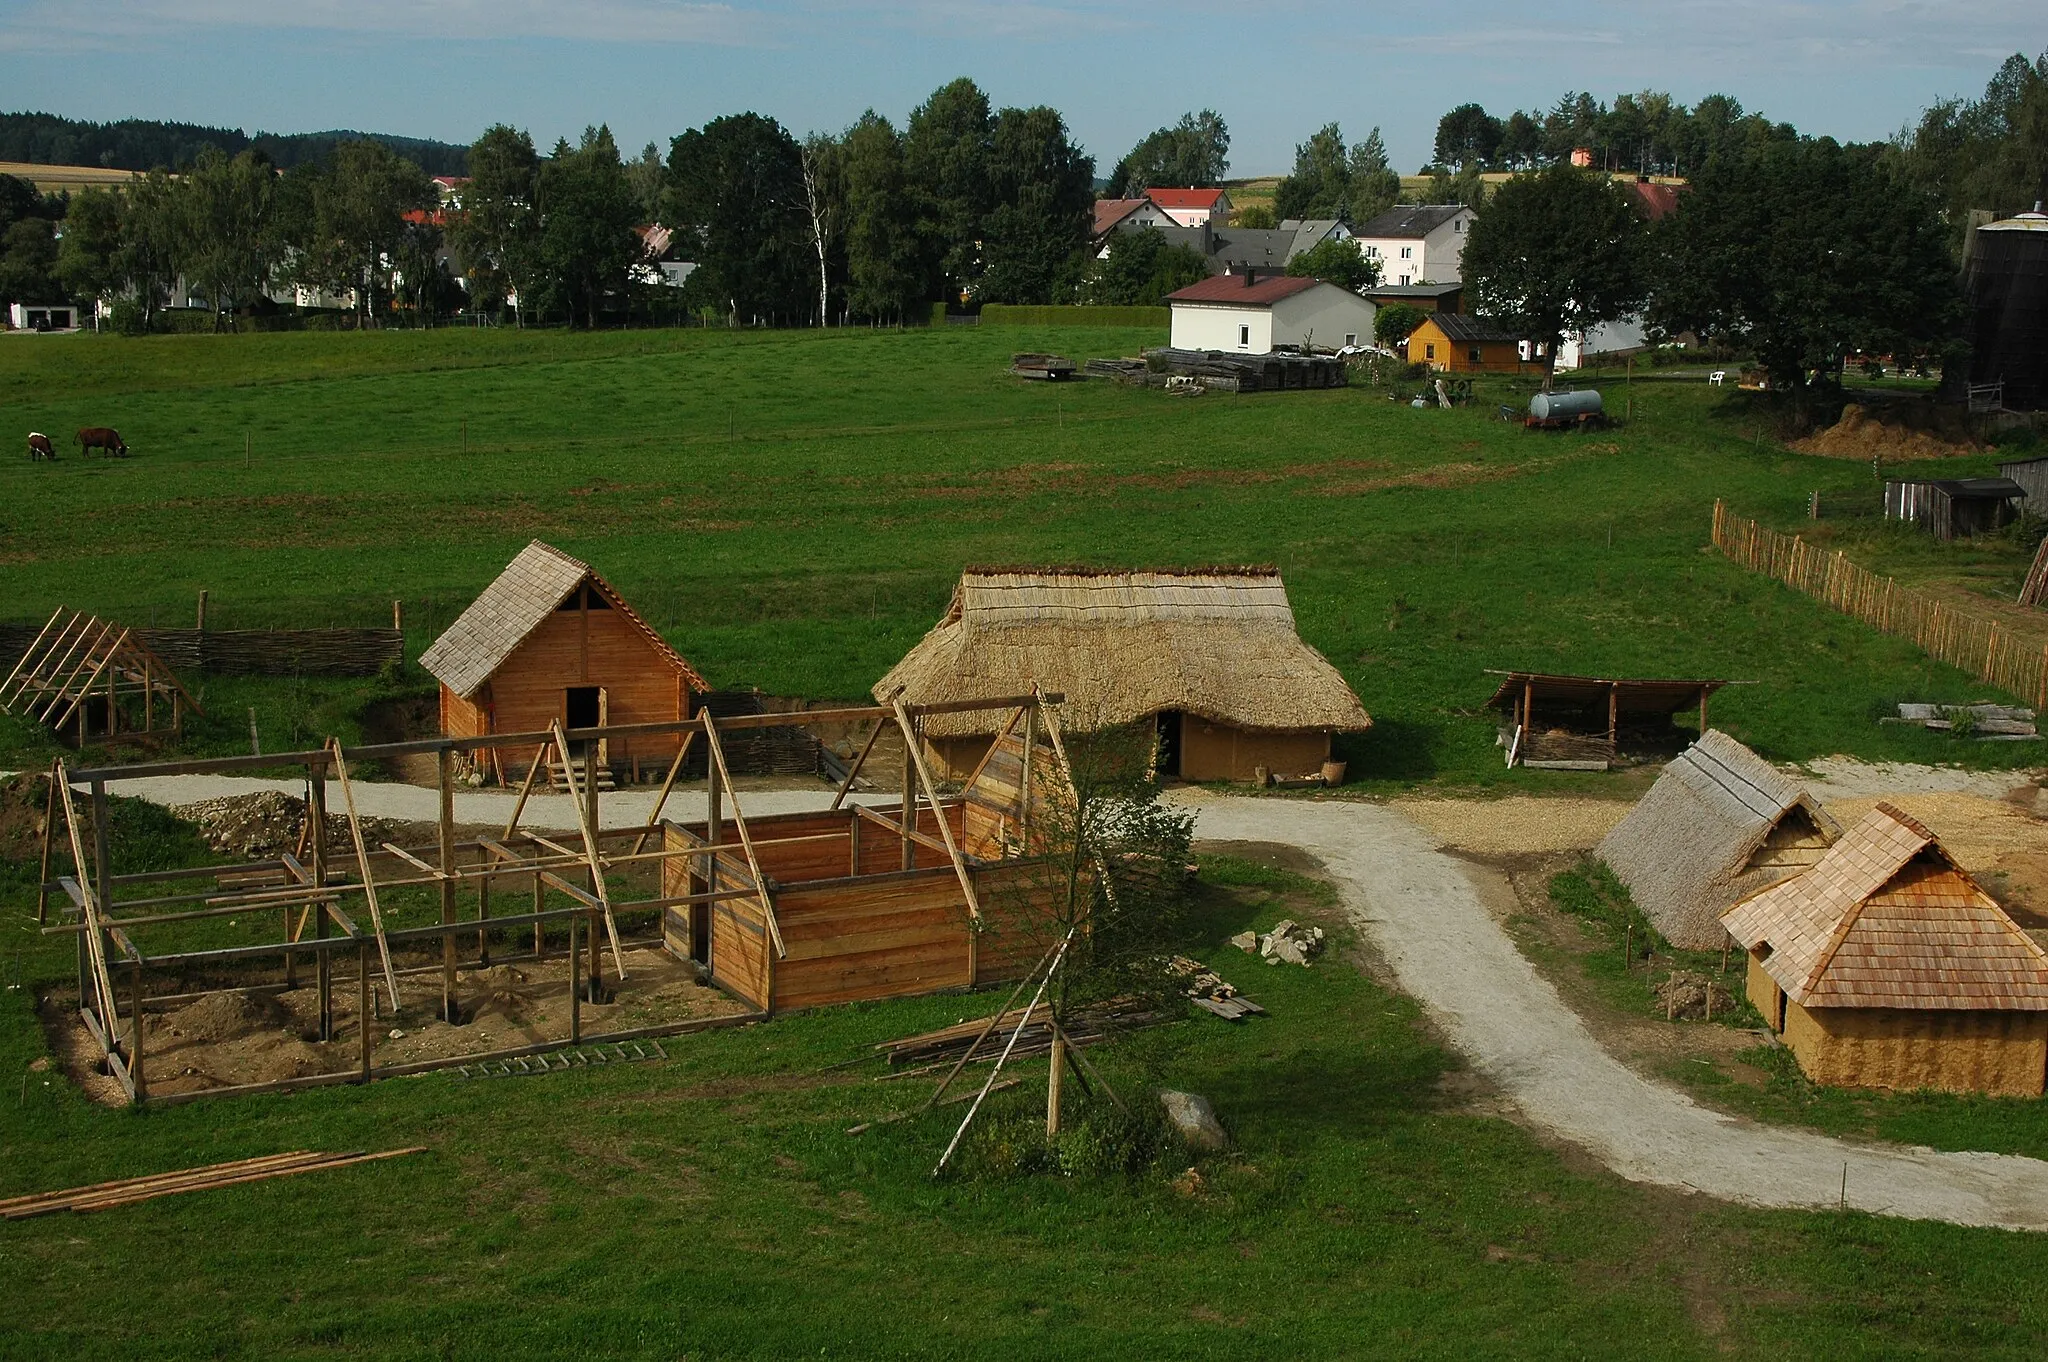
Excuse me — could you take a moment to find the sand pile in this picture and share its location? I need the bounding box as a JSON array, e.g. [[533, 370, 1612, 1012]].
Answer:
[[157, 990, 294, 1045], [1793, 403, 1979, 462]]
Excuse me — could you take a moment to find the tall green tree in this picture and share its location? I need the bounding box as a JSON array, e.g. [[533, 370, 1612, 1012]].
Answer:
[[534, 126, 642, 328], [296, 138, 435, 326], [178, 145, 279, 327], [56, 188, 124, 310], [0, 173, 61, 306], [1104, 110, 1229, 195], [798, 132, 845, 326], [841, 112, 922, 324], [977, 105, 1094, 304], [1086, 226, 1209, 306], [903, 78, 992, 301], [1433, 104, 1504, 169], [120, 169, 183, 328], [1274, 123, 1351, 221], [447, 125, 540, 322], [666, 112, 809, 325], [1462, 164, 1646, 386], [1346, 127, 1401, 223], [1898, 50, 2048, 229], [1652, 137, 1961, 394], [1287, 235, 1377, 292]]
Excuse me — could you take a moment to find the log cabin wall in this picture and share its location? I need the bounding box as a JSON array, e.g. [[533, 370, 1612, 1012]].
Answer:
[[1179, 722, 1329, 782], [469, 597, 688, 762]]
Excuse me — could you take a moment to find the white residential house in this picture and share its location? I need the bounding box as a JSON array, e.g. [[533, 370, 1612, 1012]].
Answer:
[[1351, 205, 1476, 285], [1165, 272, 1377, 354], [1091, 195, 1181, 256], [1144, 187, 1231, 229], [1555, 317, 1650, 370]]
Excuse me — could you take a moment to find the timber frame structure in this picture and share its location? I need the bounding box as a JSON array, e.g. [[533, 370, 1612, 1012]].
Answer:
[[2, 607, 199, 746], [37, 692, 1073, 1108]]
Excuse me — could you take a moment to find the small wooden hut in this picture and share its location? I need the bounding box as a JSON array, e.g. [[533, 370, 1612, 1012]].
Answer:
[[1722, 803, 2048, 1097], [0, 608, 199, 747], [875, 567, 1371, 782], [1488, 671, 1727, 770], [420, 541, 707, 779], [1596, 730, 1839, 949], [1883, 477, 2024, 541]]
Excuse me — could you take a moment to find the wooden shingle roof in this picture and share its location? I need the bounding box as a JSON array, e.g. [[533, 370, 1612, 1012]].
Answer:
[[418, 541, 707, 699], [1721, 803, 2048, 1011]]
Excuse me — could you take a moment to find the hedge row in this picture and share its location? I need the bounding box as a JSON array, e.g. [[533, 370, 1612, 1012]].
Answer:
[[977, 305, 1170, 328]]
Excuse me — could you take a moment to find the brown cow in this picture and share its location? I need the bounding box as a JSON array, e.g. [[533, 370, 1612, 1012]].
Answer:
[[27, 431, 55, 461], [76, 427, 128, 457]]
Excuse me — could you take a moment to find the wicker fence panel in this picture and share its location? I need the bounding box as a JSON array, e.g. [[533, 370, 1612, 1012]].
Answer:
[[0, 625, 403, 678], [1711, 500, 2048, 709]]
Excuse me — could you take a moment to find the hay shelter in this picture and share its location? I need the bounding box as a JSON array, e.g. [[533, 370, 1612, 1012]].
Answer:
[[421, 541, 707, 781], [874, 567, 1371, 782], [1722, 803, 2048, 1097], [1596, 730, 1840, 949]]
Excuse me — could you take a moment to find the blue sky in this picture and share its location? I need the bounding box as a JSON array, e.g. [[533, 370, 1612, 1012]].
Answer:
[[0, 1, 2040, 175]]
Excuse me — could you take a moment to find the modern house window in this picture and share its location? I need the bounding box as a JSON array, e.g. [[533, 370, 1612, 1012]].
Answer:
[[1344, 333, 1357, 347], [1238, 324, 1249, 347], [1400, 246, 1413, 259]]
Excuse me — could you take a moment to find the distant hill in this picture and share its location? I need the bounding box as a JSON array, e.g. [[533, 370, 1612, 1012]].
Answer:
[[0, 111, 469, 176]]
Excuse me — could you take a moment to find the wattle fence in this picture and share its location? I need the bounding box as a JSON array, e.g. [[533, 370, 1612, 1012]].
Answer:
[[1711, 500, 2048, 708]]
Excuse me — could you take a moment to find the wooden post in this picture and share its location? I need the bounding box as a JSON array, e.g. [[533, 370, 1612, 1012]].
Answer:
[[392, 599, 404, 631], [35, 762, 57, 926], [900, 713, 916, 871], [848, 811, 861, 876], [568, 907, 581, 1044], [532, 869, 544, 961], [1046, 1028, 1065, 1137], [478, 851, 492, 964], [129, 962, 146, 1105], [196, 590, 208, 632], [437, 748, 459, 1025], [357, 940, 373, 1081], [1020, 707, 1036, 850], [1607, 684, 1618, 750], [1699, 687, 1709, 736]]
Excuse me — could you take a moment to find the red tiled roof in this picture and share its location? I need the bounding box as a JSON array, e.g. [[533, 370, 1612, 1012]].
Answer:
[[1145, 187, 1225, 210], [1093, 197, 1150, 236], [1166, 274, 1325, 307], [1631, 181, 1683, 221]]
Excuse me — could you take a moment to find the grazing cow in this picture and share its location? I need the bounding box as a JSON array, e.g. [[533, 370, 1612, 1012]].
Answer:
[[27, 432, 55, 461], [76, 427, 128, 458]]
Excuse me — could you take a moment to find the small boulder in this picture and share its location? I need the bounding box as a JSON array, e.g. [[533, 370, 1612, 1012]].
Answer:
[[1159, 1090, 1229, 1152], [1228, 931, 1259, 954]]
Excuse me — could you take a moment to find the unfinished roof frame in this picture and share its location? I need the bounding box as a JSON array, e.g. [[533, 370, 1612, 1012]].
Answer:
[[39, 692, 1071, 1108], [1488, 671, 1729, 770], [1, 607, 201, 747]]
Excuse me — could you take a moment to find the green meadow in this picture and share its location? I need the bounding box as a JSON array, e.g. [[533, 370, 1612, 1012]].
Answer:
[[0, 324, 2030, 781]]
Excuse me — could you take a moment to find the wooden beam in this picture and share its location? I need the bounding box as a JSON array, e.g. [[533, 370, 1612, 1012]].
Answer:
[[631, 729, 695, 855], [700, 713, 785, 959], [895, 699, 982, 924], [553, 721, 626, 979], [0, 606, 66, 705], [829, 710, 888, 813], [54, 771, 119, 1071], [500, 742, 550, 840], [326, 740, 401, 1013]]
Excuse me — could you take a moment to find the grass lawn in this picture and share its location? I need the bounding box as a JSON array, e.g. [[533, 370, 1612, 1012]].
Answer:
[[4, 853, 2048, 1359], [0, 324, 2037, 784]]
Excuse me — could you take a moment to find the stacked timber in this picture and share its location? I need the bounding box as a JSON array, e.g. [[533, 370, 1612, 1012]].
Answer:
[[0, 1148, 425, 1218], [1085, 357, 1145, 381], [1010, 353, 1077, 380], [1136, 348, 1349, 393], [876, 997, 1161, 1068]]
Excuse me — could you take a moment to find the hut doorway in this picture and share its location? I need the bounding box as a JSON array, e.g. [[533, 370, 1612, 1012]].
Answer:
[[565, 686, 606, 758], [1156, 710, 1184, 778]]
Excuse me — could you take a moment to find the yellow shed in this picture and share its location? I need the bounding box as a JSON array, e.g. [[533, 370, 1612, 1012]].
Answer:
[[1406, 312, 1533, 374]]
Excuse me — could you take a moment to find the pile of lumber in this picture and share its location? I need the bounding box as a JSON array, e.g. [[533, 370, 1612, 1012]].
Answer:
[[0, 1148, 425, 1218], [875, 996, 1160, 1069], [1085, 357, 1146, 380], [1010, 353, 1077, 380], [1142, 348, 1349, 393], [1888, 702, 2039, 739], [1167, 954, 1265, 1021]]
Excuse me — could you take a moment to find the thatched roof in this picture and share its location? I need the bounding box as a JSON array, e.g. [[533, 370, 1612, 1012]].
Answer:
[[419, 540, 707, 699], [1597, 730, 1839, 949], [1722, 803, 2048, 1011], [874, 567, 1371, 738]]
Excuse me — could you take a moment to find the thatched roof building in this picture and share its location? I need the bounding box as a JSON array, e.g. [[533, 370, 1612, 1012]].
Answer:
[[875, 567, 1370, 782], [1596, 730, 1839, 949], [421, 541, 707, 779], [1721, 803, 2048, 1097]]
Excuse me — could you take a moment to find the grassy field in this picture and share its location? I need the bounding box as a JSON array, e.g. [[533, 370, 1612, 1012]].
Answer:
[[5, 328, 2048, 1357], [4, 851, 2048, 1359], [0, 324, 2035, 784]]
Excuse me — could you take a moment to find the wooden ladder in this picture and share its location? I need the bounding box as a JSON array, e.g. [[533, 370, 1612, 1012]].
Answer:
[[551, 750, 616, 793]]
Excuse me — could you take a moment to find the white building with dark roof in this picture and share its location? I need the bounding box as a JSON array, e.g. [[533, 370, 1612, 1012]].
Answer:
[[1351, 204, 1476, 285]]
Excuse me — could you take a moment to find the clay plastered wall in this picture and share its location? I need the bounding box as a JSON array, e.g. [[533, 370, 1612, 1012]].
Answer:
[[1784, 1000, 2048, 1098], [1746, 951, 1782, 1028], [1181, 721, 1329, 783]]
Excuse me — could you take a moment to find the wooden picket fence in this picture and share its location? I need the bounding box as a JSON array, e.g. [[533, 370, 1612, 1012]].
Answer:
[[1711, 499, 2048, 709]]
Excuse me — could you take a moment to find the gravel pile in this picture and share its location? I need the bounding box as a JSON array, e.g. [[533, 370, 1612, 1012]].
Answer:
[[173, 790, 403, 859]]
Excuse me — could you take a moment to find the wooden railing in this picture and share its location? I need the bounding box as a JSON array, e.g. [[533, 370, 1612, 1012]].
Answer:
[[1711, 500, 2048, 708]]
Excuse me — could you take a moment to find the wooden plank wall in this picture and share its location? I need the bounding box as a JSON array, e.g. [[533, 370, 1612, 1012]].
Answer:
[[963, 732, 1035, 858], [772, 875, 975, 1009], [479, 606, 686, 760]]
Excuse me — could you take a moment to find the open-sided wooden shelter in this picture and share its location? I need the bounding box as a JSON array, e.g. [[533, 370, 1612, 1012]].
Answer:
[[1489, 671, 1727, 770], [0, 607, 198, 746], [420, 541, 707, 780], [876, 567, 1371, 782], [1722, 803, 2048, 1097], [1597, 730, 1839, 949]]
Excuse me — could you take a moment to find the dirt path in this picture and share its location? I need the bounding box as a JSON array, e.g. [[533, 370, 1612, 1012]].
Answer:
[[1175, 790, 2048, 1232]]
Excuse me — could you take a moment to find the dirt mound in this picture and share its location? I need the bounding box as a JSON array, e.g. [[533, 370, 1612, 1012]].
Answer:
[[0, 771, 53, 865], [1793, 402, 1980, 461], [1653, 970, 1736, 1021], [174, 790, 402, 859], [159, 990, 293, 1045]]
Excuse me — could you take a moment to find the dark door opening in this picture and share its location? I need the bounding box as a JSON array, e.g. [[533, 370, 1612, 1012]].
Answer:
[[565, 686, 601, 755], [1155, 710, 1183, 779], [690, 903, 711, 965]]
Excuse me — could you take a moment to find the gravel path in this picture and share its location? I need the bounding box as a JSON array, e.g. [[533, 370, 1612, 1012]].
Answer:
[[1175, 790, 2048, 1232]]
